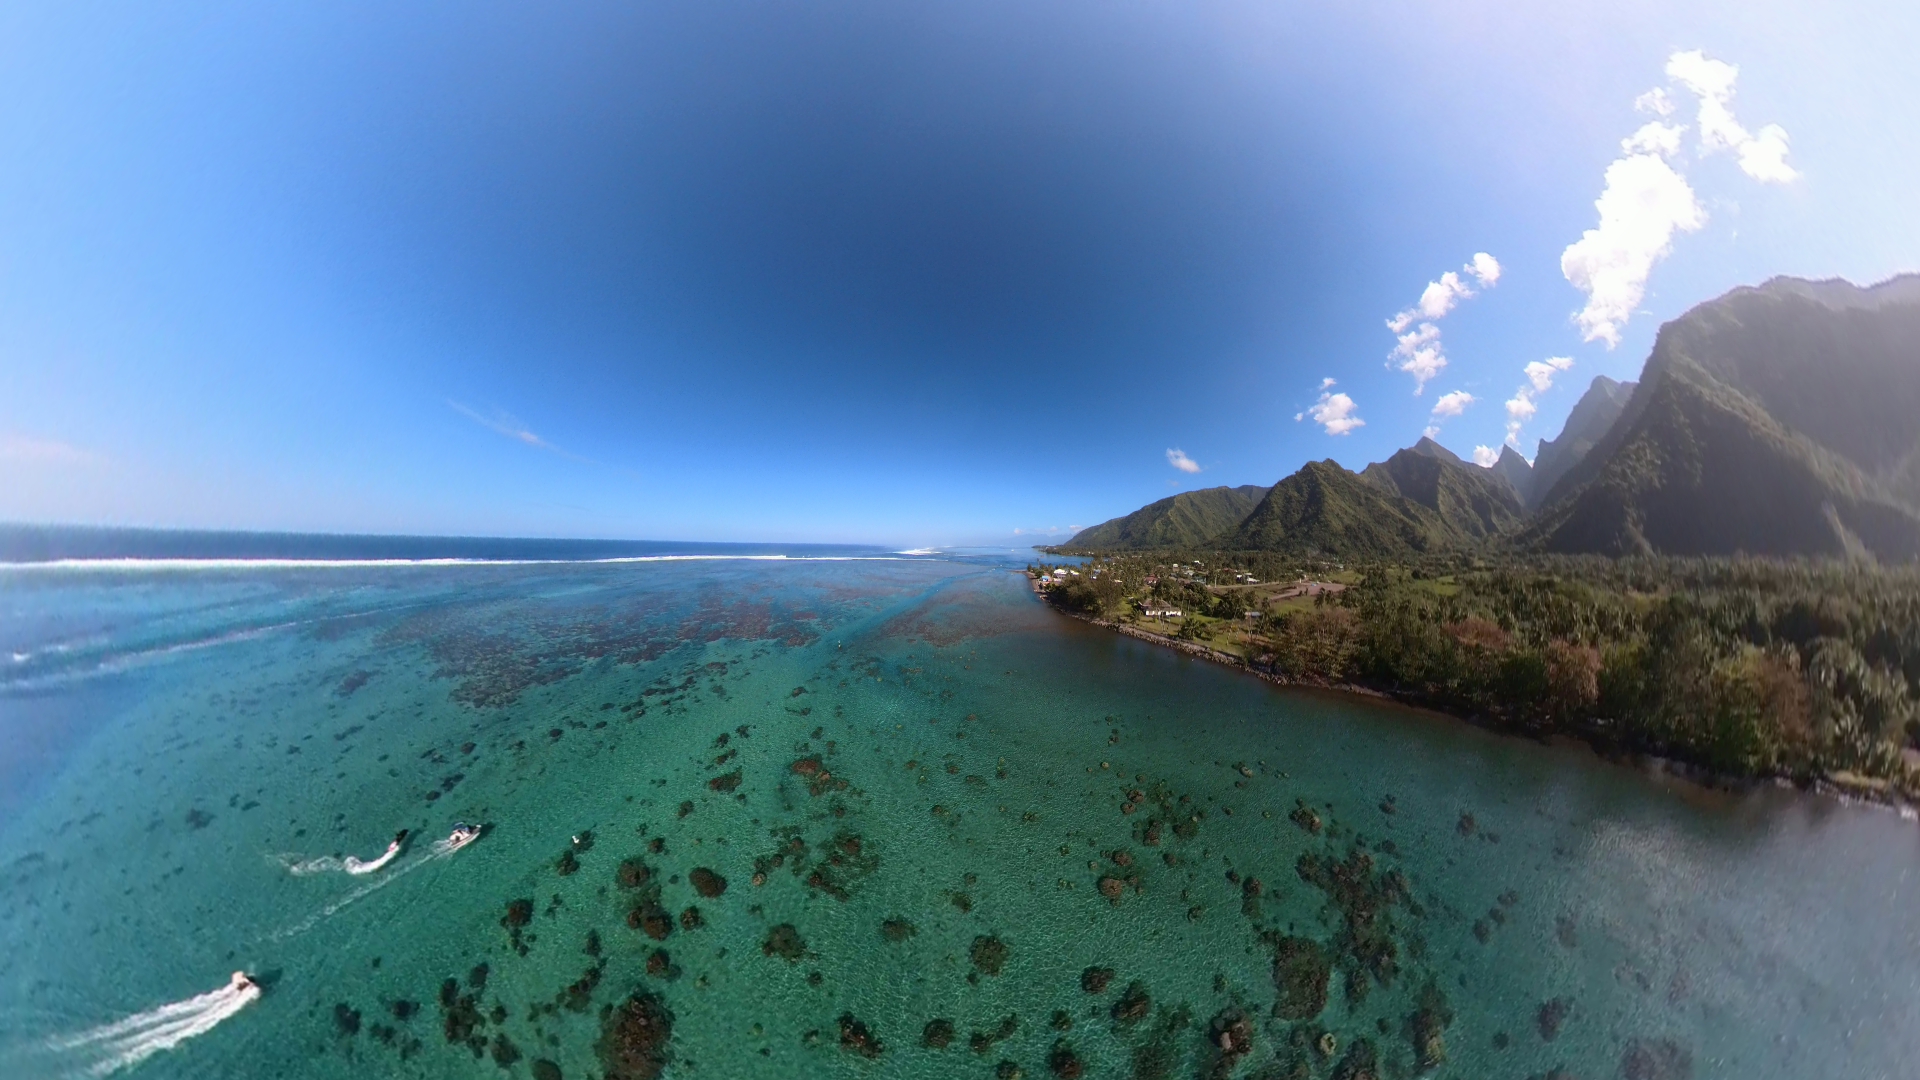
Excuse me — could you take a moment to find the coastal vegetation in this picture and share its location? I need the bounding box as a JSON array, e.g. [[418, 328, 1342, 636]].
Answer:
[[1033, 553, 1920, 797]]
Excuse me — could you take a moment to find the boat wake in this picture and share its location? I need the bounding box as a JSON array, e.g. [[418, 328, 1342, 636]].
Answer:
[[267, 828, 476, 941], [276, 830, 407, 877], [40, 973, 260, 1077]]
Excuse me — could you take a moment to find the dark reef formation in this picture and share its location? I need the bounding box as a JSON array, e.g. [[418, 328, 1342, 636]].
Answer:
[[596, 992, 674, 1080]]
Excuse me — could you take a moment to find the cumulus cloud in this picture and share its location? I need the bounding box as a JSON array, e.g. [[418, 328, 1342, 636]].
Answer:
[[1468, 252, 1501, 286], [1563, 51, 1796, 347], [1421, 389, 1477, 439], [1503, 357, 1574, 447], [1472, 445, 1501, 467], [1523, 357, 1573, 391], [1165, 448, 1202, 474], [1666, 50, 1800, 183], [1622, 120, 1686, 157], [1298, 380, 1364, 436], [1430, 390, 1475, 418], [1560, 142, 1704, 347], [1386, 254, 1501, 393]]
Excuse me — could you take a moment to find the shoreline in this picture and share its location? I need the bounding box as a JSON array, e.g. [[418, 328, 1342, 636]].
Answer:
[[1029, 580, 1916, 819]]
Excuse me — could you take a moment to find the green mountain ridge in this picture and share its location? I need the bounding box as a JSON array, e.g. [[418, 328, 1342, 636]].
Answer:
[[1527, 375, 1635, 506], [1524, 276, 1920, 559], [1226, 459, 1460, 556], [1360, 438, 1525, 539], [1060, 484, 1268, 549], [1054, 274, 1920, 562]]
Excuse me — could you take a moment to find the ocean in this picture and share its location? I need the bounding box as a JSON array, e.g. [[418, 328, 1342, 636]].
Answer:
[[0, 532, 1913, 1078]]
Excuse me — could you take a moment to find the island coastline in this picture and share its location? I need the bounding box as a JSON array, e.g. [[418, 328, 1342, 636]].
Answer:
[[1026, 567, 1917, 818]]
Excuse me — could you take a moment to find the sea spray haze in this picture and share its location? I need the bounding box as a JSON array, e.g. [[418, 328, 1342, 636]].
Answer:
[[2, 552, 1917, 1078]]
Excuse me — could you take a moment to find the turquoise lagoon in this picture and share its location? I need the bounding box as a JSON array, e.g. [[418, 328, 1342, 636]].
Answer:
[[0, 551, 1915, 1079]]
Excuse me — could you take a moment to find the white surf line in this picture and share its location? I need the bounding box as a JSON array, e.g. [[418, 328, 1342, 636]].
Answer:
[[43, 973, 260, 1078], [0, 554, 925, 572]]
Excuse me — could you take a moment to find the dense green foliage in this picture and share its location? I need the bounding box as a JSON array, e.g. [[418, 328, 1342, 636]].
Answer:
[[1309, 558, 1920, 785], [1038, 552, 1920, 795]]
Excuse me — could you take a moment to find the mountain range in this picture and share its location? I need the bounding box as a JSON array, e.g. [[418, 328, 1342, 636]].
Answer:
[[1057, 274, 1920, 560]]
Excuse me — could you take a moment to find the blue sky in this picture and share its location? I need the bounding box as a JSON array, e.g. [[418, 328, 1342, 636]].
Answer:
[[1, 1, 1914, 546]]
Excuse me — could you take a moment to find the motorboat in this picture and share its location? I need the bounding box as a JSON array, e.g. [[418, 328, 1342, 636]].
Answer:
[[444, 822, 482, 852]]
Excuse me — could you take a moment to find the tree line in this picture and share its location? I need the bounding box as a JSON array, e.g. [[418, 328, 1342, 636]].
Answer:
[[1035, 552, 1920, 795]]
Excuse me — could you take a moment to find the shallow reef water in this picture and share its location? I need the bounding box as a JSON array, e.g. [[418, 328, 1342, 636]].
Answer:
[[1, 553, 1917, 1079]]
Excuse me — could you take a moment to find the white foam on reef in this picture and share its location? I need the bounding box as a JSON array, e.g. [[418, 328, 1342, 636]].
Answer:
[[42, 973, 259, 1077], [0, 554, 921, 573]]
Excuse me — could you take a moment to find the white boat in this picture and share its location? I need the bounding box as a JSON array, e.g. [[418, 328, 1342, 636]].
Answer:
[[443, 822, 482, 852]]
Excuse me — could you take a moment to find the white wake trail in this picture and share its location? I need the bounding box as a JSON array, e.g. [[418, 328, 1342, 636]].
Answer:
[[275, 832, 406, 877], [43, 975, 260, 1077], [267, 834, 466, 942]]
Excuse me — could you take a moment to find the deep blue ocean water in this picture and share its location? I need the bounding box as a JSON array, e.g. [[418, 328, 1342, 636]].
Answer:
[[1, 535, 1915, 1078]]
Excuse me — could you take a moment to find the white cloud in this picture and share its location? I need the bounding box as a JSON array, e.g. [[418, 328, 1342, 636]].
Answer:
[[1622, 120, 1686, 157], [1319, 376, 1337, 389], [1503, 357, 1574, 446], [1564, 51, 1797, 347], [1303, 386, 1364, 436], [1472, 445, 1501, 467], [0, 434, 98, 464], [1422, 389, 1476, 440], [1736, 124, 1797, 184], [1417, 272, 1472, 320], [1389, 322, 1447, 390], [1505, 392, 1538, 426], [1633, 87, 1675, 117], [1387, 253, 1500, 393], [1165, 448, 1202, 474], [1523, 356, 1574, 392], [1468, 252, 1501, 286], [1560, 151, 1704, 347], [1666, 50, 1799, 185], [1429, 390, 1475, 418]]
